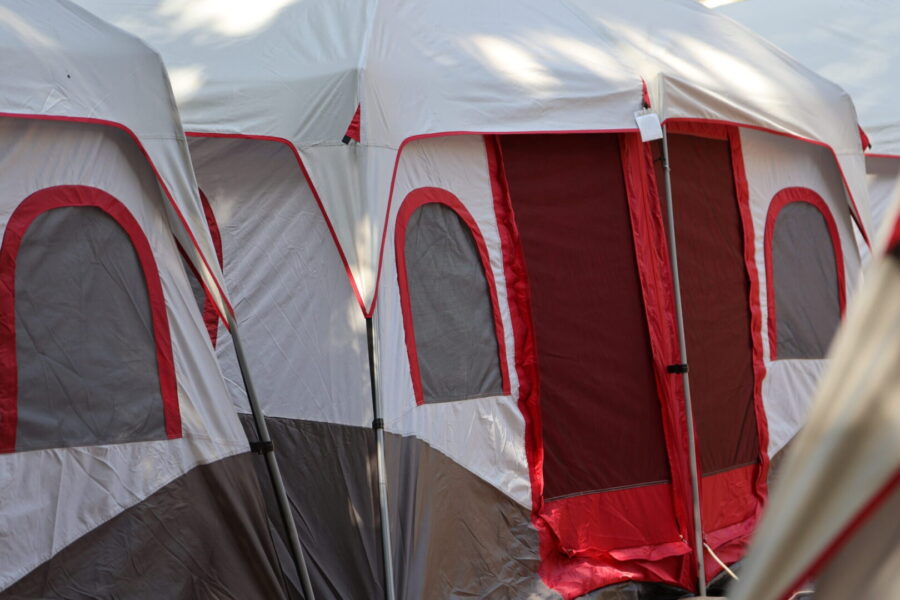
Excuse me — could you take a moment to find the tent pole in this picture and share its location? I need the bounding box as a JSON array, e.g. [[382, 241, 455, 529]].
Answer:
[[227, 315, 316, 600], [366, 314, 397, 600], [660, 128, 708, 597]]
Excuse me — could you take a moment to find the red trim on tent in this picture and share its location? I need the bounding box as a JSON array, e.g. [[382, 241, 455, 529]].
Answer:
[[662, 117, 870, 247], [394, 187, 511, 405], [0, 186, 181, 452], [859, 126, 872, 151], [619, 133, 694, 576], [641, 79, 652, 108], [344, 105, 361, 143], [763, 187, 847, 359], [865, 152, 900, 159], [0, 112, 234, 326], [184, 131, 368, 316], [198, 190, 224, 346], [728, 126, 771, 547], [890, 217, 900, 253], [777, 468, 900, 600]]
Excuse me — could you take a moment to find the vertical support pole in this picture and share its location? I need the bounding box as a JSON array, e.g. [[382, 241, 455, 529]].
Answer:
[[660, 129, 708, 597], [366, 314, 397, 600], [227, 315, 316, 600]]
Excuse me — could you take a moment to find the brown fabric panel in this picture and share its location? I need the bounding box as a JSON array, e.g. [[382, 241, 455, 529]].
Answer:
[[667, 133, 759, 475], [499, 133, 670, 498], [4, 453, 287, 600], [239, 416, 383, 600], [384, 432, 557, 599]]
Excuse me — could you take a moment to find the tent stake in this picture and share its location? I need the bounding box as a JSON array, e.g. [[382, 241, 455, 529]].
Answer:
[[366, 314, 397, 600], [660, 128, 708, 597], [227, 315, 316, 600]]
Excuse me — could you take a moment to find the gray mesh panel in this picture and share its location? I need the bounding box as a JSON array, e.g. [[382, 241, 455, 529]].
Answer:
[[15, 206, 166, 451], [404, 203, 502, 403], [772, 202, 842, 359]]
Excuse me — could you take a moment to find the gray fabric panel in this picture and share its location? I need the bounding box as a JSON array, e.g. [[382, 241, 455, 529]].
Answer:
[[183, 254, 208, 320], [404, 203, 503, 403], [15, 207, 166, 451], [772, 202, 841, 359], [4, 453, 288, 600], [238, 415, 383, 600], [814, 483, 900, 600], [385, 432, 557, 599]]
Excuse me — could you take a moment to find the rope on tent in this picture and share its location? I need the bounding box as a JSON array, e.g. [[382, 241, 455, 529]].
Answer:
[[704, 542, 739, 581]]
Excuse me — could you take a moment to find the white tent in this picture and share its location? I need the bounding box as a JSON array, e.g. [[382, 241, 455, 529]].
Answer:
[[717, 0, 900, 240], [75, 1, 869, 598], [0, 1, 286, 596], [730, 206, 900, 600]]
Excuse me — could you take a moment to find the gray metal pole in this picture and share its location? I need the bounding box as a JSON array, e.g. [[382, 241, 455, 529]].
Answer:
[[366, 315, 397, 600], [660, 128, 707, 597], [226, 315, 316, 600]]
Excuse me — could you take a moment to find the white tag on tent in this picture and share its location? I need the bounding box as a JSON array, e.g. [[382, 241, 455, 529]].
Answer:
[[634, 110, 663, 142]]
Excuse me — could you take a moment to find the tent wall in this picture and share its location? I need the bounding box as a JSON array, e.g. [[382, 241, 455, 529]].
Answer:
[[740, 128, 862, 456], [0, 117, 280, 595], [186, 136, 381, 599], [865, 156, 900, 240]]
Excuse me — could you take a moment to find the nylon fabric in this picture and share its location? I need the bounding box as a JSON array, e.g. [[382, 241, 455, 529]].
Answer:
[[500, 132, 670, 497], [15, 207, 165, 451], [403, 202, 503, 404], [770, 202, 841, 359], [3, 453, 287, 600], [666, 133, 759, 476]]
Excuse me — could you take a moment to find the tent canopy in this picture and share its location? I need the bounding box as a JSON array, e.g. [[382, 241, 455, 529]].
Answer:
[[78, 0, 871, 310]]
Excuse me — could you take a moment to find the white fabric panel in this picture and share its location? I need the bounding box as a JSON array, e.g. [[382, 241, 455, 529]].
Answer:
[[77, 0, 870, 307], [865, 156, 900, 243], [730, 254, 900, 600], [0, 0, 227, 314], [0, 119, 246, 590], [377, 135, 531, 508], [188, 137, 373, 428], [740, 128, 862, 455]]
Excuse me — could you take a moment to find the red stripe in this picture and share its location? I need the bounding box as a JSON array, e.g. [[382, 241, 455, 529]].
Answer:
[[763, 188, 847, 359], [728, 127, 770, 521], [184, 132, 368, 316], [394, 188, 511, 405], [0, 112, 235, 322], [776, 468, 900, 600], [198, 190, 224, 347], [0, 186, 181, 452]]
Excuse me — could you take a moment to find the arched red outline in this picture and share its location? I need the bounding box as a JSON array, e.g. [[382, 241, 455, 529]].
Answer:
[[0, 185, 181, 452], [0, 112, 234, 328], [394, 187, 511, 405], [764, 187, 847, 360]]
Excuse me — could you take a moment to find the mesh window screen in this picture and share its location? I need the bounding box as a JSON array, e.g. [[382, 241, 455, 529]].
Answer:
[[771, 201, 842, 359], [403, 202, 503, 403], [15, 206, 166, 451]]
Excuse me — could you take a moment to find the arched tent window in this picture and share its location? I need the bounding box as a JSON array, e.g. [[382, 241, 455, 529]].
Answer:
[[395, 187, 510, 405], [180, 189, 224, 347], [765, 187, 846, 360], [0, 185, 180, 452]]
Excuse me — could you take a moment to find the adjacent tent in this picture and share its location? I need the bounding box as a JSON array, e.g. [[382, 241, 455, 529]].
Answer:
[[75, 0, 869, 598], [716, 0, 900, 239], [729, 205, 900, 600], [0, 1, 286, 597]]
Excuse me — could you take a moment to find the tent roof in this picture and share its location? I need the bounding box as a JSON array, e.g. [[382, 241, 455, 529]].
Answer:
[[718, 0, 900, 158], [0, 0, 229, 318], [77, 0, 871, 309]]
